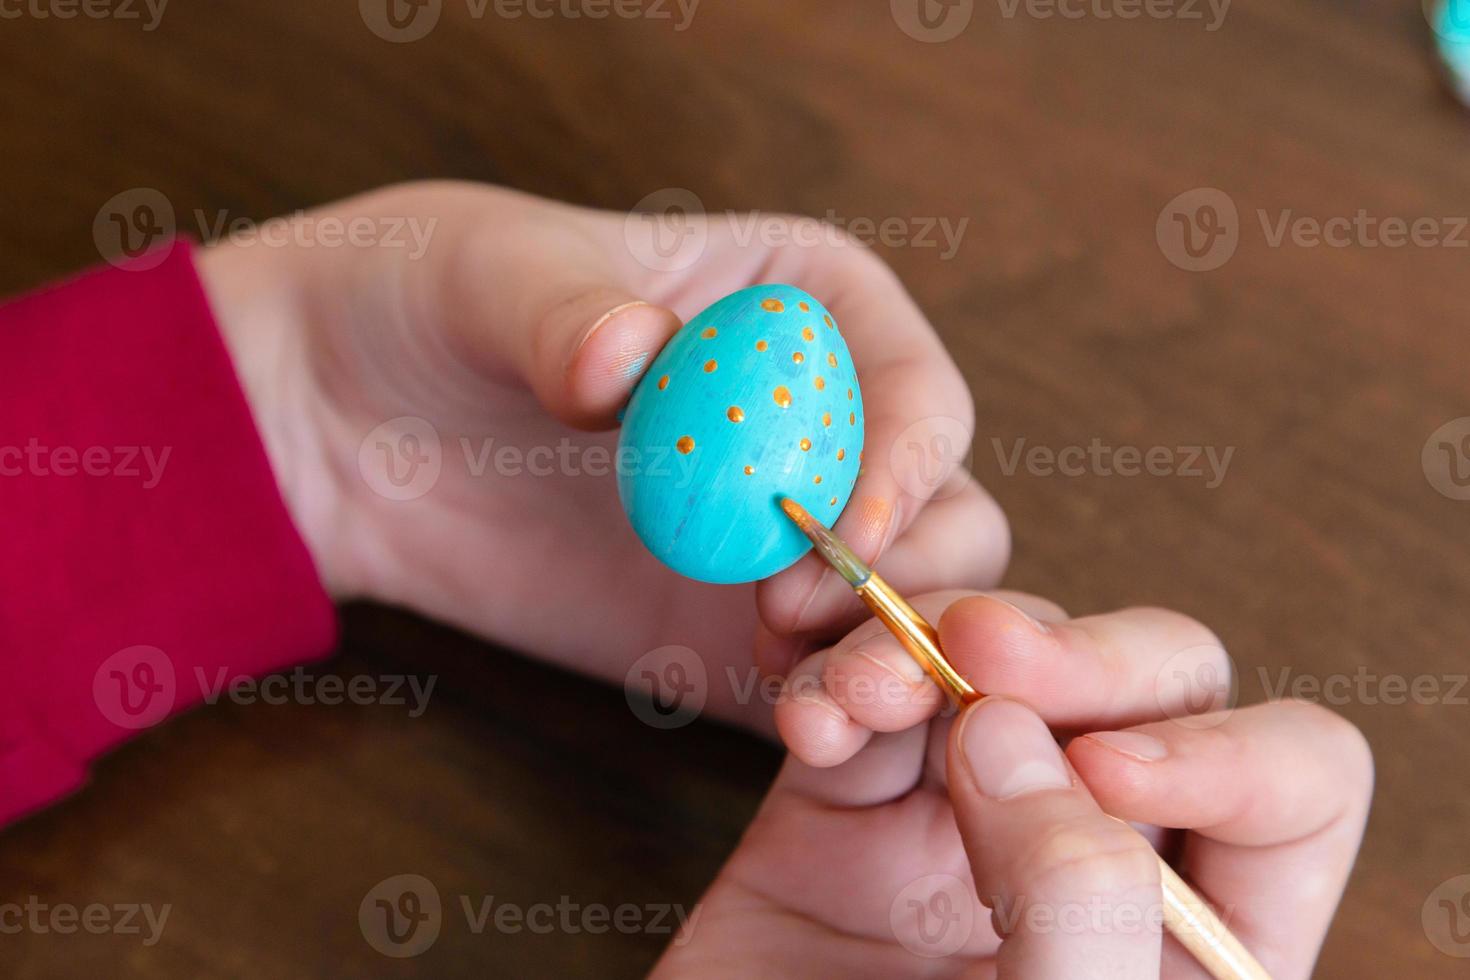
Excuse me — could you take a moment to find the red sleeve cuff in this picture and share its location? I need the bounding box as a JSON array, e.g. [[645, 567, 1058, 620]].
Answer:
[[0, 241, 337, 825]]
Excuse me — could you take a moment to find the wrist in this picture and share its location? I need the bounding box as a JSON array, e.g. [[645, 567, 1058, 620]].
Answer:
[[194, 239, 354, 600]]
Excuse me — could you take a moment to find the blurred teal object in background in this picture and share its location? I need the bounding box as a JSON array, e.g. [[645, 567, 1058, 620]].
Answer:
[[1434, 0, 1470, 102]]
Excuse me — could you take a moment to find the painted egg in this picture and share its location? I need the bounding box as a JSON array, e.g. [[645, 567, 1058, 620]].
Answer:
[[1435, 0, 1470, 105], [617, 284, 865, 584]]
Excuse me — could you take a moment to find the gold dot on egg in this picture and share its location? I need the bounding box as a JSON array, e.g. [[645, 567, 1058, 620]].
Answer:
[[847, 387, 853, 400], [859, 450, 865, 461], [814, 376, 826, 391], [761, 298, 785, 313], [798, 301, 810, 312], [676, 436, 695, 454], [727, 406, 745, 423], [823, 314, 834, 328], [837, 448, 846, 461], [822, 412, 832, 427], [704, 359, 717, 373], [701, 327, 717, 339], [814, 475, 823, 485], [849, 412, 856, 425], [756, 339, 768, 352], [743, 465, 754, 475], [793, 351, 804, 364], [829, 497, 837, 506], [657, 375, 670, 391], [799, 438, 811, 451], [827, 353, 838, 368], [802, 327, 815, 342], [773, 385, 792, 408]]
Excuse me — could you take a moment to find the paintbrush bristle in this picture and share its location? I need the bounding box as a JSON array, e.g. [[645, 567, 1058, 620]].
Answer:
[[779, 497, 816, 530], [777, 497, 872, 587]]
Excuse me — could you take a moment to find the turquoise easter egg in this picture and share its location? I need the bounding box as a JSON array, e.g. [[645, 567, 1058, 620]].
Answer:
[[1436, 0, 1470, 104], [617, 284, 865, 584]]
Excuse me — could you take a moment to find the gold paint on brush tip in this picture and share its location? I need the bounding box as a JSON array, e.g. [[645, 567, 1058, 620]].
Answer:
[[778, 498, 871, 587]]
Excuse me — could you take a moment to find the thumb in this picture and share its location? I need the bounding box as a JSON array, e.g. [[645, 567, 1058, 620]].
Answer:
[[946, 696, 1163, 978], [418, 187, 683, 429]]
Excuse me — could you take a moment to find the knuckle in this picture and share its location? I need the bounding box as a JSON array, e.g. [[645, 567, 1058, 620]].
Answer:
[[1281, 700, 1376, 794], [1014, 818, 1161, 901]]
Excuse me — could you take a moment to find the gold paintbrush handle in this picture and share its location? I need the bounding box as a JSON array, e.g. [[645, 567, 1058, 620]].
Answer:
[[855, 574, 979, 703]]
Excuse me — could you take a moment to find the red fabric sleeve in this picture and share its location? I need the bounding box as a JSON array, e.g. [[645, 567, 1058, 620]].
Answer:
[[0, 240, 337, 825]]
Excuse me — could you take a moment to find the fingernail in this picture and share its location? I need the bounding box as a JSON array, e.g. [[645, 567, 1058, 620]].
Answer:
[[1083, 731, 1168, 762], [986, 596, 1050, 634], [958, 697, 1071, 799], [569, 299, 651, 368]]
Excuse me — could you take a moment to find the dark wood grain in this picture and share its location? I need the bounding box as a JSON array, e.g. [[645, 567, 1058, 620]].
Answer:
[[2, 1, 1468, 976]]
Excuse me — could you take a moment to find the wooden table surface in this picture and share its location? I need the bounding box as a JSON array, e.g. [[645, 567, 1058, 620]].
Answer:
[[3, 2, 1468, 977]]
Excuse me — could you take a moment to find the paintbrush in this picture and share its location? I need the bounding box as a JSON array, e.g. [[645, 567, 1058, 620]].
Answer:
[[778, 497, 1272, 980]]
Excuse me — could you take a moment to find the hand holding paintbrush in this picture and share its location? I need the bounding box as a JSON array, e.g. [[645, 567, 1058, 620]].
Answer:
[[759, 498, 1370, 980]]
